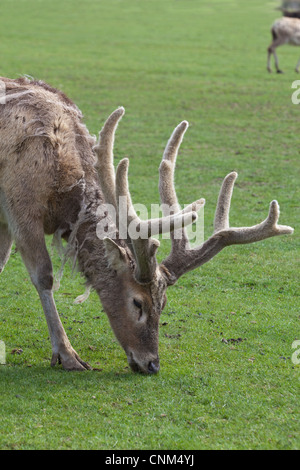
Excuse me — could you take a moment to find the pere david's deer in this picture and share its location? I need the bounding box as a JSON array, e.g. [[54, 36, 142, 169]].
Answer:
[[0, 77, 294, 374], [267, 16, 300, 73]]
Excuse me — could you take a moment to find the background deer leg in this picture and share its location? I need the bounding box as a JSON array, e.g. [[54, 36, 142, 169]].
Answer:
[[16, 230, 91, 371], [273, 48, 283, 73], [295, 56, 300, 73], [0, 223, 12, 273], [267, 45, 273, 72], [267, 41, 284, 73]]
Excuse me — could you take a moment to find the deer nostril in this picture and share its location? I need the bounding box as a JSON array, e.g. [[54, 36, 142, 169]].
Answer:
[[148, 361, 160, 374]]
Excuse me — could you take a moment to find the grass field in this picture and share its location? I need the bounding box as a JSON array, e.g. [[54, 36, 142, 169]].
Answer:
[[0, 0, 299, 450]]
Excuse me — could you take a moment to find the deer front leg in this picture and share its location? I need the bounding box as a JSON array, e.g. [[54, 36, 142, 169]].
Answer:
[[0, 223, 13, 274], [267, 46, 273, 73], [274, 49, 283, 74], [38, 289, 91, 370], [16, 233, 91, 371], [267, 42, 283, 74]]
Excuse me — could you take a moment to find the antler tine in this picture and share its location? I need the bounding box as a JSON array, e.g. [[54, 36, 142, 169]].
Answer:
[[94, 107, 125, 211], [159, 121, 205, 252], [115, 158, 137, 245], [159, 120, 189, 213], [267, 200, 294, 234], [221, 200, 294, 244], [214, 171, 237, 233]]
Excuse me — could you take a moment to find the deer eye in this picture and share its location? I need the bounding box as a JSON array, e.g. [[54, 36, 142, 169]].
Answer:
[[133, 299, 143, 320], [133, 299, 142, 310]]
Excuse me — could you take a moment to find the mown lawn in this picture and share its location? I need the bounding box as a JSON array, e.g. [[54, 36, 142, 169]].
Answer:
[[0, 0, 299, 450]]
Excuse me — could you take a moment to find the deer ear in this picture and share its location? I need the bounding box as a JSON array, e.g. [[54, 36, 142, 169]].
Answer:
[[103, 237, 128, 273]]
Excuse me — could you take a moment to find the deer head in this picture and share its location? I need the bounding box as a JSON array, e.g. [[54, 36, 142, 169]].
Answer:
[[92, 108, 293, 374]]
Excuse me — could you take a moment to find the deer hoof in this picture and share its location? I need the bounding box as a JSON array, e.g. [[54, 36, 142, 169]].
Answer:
[[277, 70, 283, 74], [51, 350, 92, 371]]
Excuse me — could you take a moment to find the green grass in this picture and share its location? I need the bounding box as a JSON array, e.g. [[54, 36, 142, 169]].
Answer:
[[0, 0, 299, 450]]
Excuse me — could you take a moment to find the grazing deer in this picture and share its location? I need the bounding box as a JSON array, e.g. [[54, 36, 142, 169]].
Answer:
[[267, 16, 300, 73], [0, 77, 293, 374]]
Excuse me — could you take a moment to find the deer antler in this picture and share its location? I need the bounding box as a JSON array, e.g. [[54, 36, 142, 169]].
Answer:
[[94, 106, 125, 213], [94, 110, 293, 284], [159, 121, 294, 282], [94, 108, 201, 283]]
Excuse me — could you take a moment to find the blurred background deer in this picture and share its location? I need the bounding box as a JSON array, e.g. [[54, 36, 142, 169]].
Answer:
[[268, 0, 300, 72]]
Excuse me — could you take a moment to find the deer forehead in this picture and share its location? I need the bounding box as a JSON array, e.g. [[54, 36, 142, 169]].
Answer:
[[125, 269, 167, 310]]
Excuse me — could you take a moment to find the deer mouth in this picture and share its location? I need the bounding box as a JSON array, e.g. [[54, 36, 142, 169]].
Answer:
[[128, 353, 160, 375]]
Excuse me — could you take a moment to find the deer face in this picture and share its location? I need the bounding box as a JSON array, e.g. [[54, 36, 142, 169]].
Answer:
[[102, 238, 168, 374]]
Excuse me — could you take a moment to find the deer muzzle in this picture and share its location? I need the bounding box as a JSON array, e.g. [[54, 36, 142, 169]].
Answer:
[[128, 352, 160, 374]]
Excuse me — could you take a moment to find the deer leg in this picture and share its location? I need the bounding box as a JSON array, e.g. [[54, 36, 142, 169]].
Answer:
[[268, 45, 283, 73], [267, 45, 273, 73], [295, 56, 300, 73], [273, 49, 283, 74], [268, 37, 284, 73], [16, 230, 91, 371], [0, 223, 12, 274]]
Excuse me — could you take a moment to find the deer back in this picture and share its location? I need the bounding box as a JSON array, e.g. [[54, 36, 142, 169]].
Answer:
[[0, 77, 98, 236]]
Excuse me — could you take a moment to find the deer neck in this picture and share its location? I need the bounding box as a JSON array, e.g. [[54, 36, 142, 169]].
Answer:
[[67, 186, 130, 296]]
